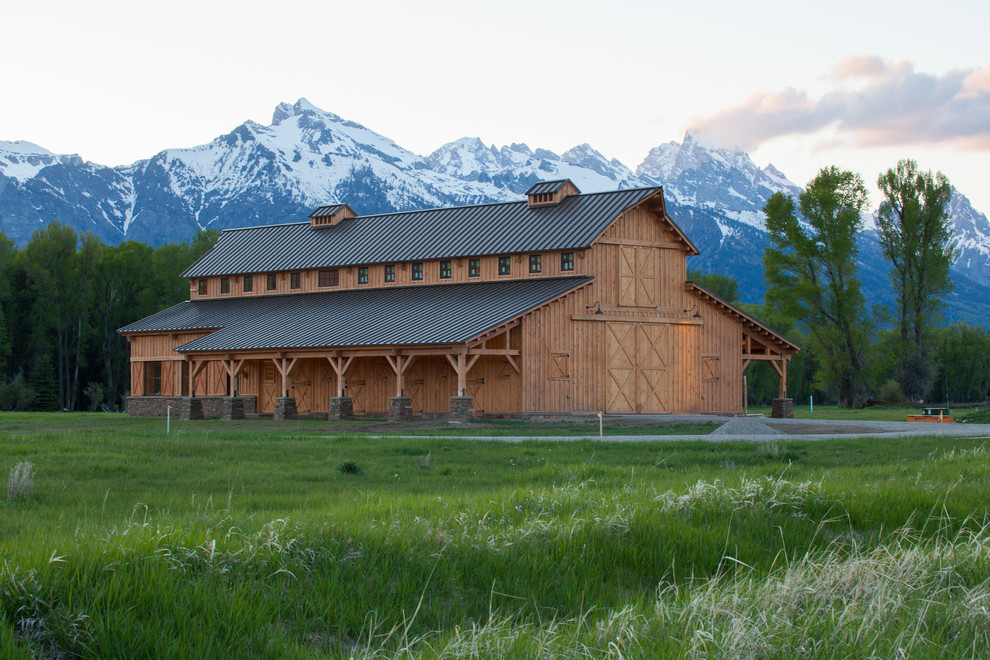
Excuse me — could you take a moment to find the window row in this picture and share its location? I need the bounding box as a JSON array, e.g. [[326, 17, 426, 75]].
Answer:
[[196, 252, 577, 295]]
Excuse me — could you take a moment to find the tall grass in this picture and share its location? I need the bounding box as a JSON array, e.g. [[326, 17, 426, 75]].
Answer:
[[1, 414, 990, 656]]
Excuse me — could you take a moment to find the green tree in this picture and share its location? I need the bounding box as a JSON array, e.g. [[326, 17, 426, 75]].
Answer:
[[0, 232, 16, 376], [877, 159, 955, 400], [933, 323, 990, 403], [92, 241, 155, 408], [688, 269, 739, 303], [762, 166, 872, 407]]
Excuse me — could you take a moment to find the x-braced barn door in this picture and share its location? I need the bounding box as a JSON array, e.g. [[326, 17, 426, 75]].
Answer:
[[605, 322, 671, 414], [290, 360, 314, 413], [618, 246, 657, 307]]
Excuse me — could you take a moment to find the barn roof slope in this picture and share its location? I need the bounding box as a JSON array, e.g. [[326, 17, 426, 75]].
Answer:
[[119, 276, 592, 352], [182, 187, 664, 278]]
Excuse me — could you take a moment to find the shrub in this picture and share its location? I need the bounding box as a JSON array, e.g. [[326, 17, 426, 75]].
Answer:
[[878, 379, 905, 403], [0, 374, 34, 411], [338, 460, 362, 475]]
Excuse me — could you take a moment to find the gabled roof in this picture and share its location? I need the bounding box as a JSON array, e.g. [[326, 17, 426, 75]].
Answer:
[[308, 204, 349, 218], [119, 276, 593, 352], [182, 187, 663, 278], [525, 180, 575, 195], [686, 282, 801, 354]]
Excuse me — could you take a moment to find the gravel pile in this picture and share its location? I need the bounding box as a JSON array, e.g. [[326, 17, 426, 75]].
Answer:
[[710, 417, 787, 436]]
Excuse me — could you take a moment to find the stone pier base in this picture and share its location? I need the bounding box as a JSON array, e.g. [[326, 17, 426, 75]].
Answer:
[[220, 396, 257, 421], [328, 397, 354, 421], [274, 397, 298, 421], [180, 397, 204, 420], [449, 396, 474, 422], [772, 398, 794, 419], [389, 396, 413, 422]]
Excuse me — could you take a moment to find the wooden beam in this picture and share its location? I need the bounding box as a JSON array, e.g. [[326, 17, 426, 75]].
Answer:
[[505, 354, 520, 374], [466, 348, 521, 356]]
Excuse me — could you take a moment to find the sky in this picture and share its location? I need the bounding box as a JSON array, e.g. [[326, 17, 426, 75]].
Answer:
[[4, 0, 989, 211]]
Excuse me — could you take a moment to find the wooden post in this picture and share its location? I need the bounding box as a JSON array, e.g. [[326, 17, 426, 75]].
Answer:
[[327, 354, 354, 397], [445, 352, 480, 398], [780, 358, 788, 399], [273, 356, 297, 398]]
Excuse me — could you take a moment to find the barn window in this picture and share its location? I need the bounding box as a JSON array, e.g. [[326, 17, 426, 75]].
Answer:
[[561, 252, 574, 271], [243, 275, 253, 292], [319, 269, 339, 287], [290, 272, 301, 289], [198, 279, 207, 295], [529, 254, 542, 274], [468, 259, 481, 277], [703, 356, 720, 382], [220, 277, 230, 294], [144, 361, 162, 395], [266, 273, 277, 290], [264, 362, 275, 383], [384, 264, 395, 283], [440, 260, 452, 279], [550, 352, 570, 380], [498, 256, 511, 276], [412, 262, 423, 280], [358, 267, 369, 284]]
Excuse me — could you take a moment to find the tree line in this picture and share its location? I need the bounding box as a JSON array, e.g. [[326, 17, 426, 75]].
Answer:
[[0, 225, 218, 411], [695, 158, 988, 408]]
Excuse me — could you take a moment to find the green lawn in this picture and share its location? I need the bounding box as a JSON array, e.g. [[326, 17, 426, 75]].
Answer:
[[748, 402, 990, 422], [1, 413, 989, 657]]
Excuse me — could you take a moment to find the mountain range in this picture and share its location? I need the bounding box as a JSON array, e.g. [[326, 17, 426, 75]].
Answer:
[[2, 98, 989, 324]]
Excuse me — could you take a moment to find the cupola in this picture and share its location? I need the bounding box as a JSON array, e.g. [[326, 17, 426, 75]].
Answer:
[[525, 179, 581, 207], [309, 204, 356, 228]]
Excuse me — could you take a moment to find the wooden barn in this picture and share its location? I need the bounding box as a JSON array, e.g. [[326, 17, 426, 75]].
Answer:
[[120, 180, 798, 420]]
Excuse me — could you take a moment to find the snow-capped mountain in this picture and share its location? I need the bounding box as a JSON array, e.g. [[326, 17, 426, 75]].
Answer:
[[2, 98, 990, 324], [426, 138, 649, 193], [0, 140, 83, 183]]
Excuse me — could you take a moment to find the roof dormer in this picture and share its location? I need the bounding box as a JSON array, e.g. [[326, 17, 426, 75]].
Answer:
[[309, 204, 356, 229], [526, 180, 581, 207]]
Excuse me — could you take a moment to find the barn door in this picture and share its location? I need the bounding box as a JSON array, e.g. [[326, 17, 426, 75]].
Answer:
[[605, 322, 670, 414], [260, 361, 277, 413], [606, 323, 637, 413], [290, 360, 314, 413], [405, 360, 426, 414], [618, 247, 657, 307], [494, 360, 519, 413], [636, 324, 670, 413]]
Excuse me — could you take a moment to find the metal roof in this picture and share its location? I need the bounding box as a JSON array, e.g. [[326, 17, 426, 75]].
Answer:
[[525, 180, 575, 195], [182, 187, 662, 278], [309, 204, 348, 218], [119, 276, 593, 353], [685, 282, 800, 354]]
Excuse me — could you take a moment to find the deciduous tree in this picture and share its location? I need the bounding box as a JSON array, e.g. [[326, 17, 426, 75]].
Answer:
[[877, 159, 955, 400], [763, 167, 872, 407]]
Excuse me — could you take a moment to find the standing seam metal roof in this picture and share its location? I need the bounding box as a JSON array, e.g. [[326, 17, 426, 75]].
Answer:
[[525, 180, 572, 195], [182, 187, 662, 278], [119, 276, 593, 352]]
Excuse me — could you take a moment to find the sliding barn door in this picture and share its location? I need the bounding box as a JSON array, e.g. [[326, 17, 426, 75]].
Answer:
[[605, 322, 671, 414]]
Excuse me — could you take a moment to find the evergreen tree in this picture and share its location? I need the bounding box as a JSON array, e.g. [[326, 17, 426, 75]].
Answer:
[[28, 353, 59, 411], [762, 167, 872, 407], [877, 159, 955, 401]]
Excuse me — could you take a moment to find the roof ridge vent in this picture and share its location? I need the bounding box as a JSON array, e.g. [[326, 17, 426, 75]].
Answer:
[[309, 204, 356, 228], [525, 179, 580, 207]]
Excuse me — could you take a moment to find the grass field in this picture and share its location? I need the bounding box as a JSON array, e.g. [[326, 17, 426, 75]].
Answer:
[[749, 402, 990, 422], [2, 413, 990, 657]]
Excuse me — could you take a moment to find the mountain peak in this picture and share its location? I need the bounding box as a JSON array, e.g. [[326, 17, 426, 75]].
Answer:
[[0, 140, 54, 156], [272, 98, 337, 125]]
